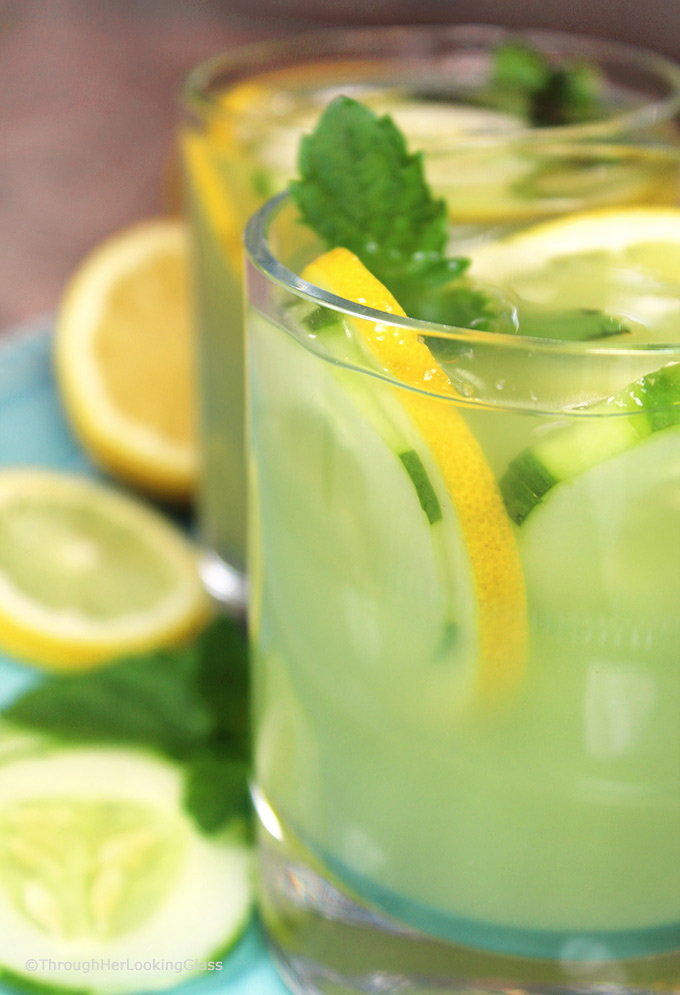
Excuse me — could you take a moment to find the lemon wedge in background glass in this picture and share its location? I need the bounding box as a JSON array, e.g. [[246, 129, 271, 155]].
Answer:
[[470, 206, 680, 339], [55, 219, 197, 503], [0, 469, 211, 670]]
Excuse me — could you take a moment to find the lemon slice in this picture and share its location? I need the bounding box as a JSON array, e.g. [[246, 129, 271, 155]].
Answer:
[[472, 205, 680, 273], [300, 248, 527, 702], [253, 100, 522, 177], [187, 76, 527, 237], [55, 219, 196, 502], [470, 206, 680, 340], [437, 146, 680, 226], [0, 469, 211, 670], [0, 746, 251, 994], [182, 129, 254, 276]]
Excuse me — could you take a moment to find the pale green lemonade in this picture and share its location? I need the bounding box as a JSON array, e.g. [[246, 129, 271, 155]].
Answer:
[[181, 27, 680, 605], [245, 141, 680, 991]]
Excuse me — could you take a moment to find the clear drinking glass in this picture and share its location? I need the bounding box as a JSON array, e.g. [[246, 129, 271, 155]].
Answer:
[[180, 25, 680, 609], [244, 135, 680, 995]]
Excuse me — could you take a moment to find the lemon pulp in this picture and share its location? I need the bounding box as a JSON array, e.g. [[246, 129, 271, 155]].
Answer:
[[0, 469, 210, 670], [56, 219, 196, 502], [471, 206, 680, 344]]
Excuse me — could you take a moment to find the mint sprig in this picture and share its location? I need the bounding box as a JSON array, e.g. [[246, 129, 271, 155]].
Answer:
[[292, 96, 628, 344], [4, 617, 250, 835], [491, 42, 601, 127], [291, 96, 469, 320]]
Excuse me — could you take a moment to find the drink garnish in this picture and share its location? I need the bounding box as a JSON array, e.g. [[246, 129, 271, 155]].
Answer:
[[490, 41, 601, 126], [515, 308, 629, 342], [291, 95, 468, 321], [501, 362, 680, 524], [292, 96, 626, 341], [300, 246, 528, 702], [4, 615, 251, 835]]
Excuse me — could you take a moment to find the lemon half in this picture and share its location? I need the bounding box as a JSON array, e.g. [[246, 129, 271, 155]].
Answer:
[[56, 219, 196, 503], [470, 206, 680, 298]]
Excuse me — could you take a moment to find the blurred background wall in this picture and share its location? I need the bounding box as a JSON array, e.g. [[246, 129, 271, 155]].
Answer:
[[2, 0, 679, 329], [251, 0, 680, 57]]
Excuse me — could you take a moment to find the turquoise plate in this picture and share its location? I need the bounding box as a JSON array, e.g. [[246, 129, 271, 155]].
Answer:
[[0, 320, 290, 995]]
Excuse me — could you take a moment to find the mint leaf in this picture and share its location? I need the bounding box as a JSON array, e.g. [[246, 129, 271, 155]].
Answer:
[[197, 615, 249, 762], [292, 96, 622, 345], [530, 66, 600, 127], [184, 756, 252, 836], [491, 42, 601, 126], [4, 642, 212, 760], [4, 617, 252, 835], [291, 96, 470, 318], [419, 283, 512, 333], [493, 42, 549, 98], [428, 308, 629, 364]]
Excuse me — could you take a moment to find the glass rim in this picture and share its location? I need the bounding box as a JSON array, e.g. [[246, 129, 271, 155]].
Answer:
[[182, 24, 680, 145], [244, 190, 680, 361]]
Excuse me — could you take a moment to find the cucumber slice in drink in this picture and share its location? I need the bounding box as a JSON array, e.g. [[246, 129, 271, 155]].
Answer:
[[502, 362, 680, 524], [518, 423, 680, 627], [256, 99, 521, 178], [0, 746, 251, 994], [251, 312, 473, 724], [250, 286, 525, 722]]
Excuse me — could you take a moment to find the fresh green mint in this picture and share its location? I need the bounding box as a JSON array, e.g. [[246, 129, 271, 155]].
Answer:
[[491, 42, 601, 127], [4, 642, 212, 758], [292, 96, 626, 343], [184, 756, 252, 837], [291, 96, 470, 322], [4, 617, 250, 835]]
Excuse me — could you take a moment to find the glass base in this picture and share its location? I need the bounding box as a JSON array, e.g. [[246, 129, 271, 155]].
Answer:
[[199, 547, 248, 614], [253, 788, 680, 995], [267, 944, 671, 995]]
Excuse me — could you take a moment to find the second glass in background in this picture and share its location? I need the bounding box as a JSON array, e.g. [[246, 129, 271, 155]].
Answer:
[[180, 24, 680, 608]]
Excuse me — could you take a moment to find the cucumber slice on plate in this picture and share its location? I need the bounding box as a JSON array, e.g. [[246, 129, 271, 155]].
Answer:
[[0, 723, 49, 766], [0, 746, 252, 994]]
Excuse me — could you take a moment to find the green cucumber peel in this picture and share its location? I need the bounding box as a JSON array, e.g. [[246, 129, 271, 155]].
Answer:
[[500, 451, 559, 526], [502, 362, 680, 524], [0, 966, 91, 995], [399, 450, 443, 525]]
